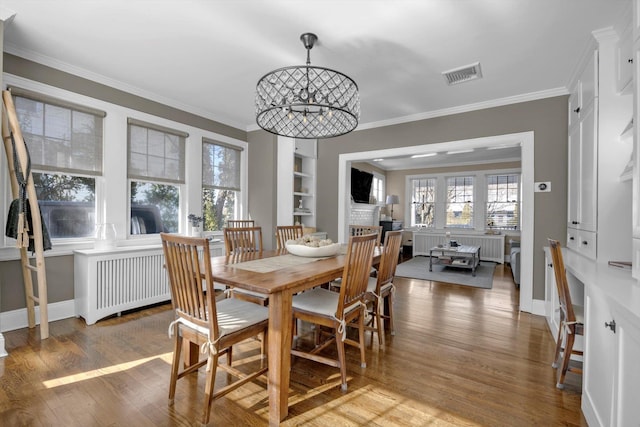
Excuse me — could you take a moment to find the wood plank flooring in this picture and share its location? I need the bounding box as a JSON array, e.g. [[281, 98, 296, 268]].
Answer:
[[0, 263, 585, 426]]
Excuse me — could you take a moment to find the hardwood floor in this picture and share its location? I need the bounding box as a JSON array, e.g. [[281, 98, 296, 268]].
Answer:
[[0, 263, 585, 426]]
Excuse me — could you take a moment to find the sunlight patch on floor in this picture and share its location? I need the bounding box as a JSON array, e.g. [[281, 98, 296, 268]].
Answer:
[[42, 352, 173, 389]]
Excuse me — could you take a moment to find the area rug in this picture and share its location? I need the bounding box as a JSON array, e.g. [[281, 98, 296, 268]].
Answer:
[[395, 256, 495, 289]]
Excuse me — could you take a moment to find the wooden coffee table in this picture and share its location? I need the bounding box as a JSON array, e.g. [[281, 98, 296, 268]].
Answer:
[[429, 245, 481, 276]]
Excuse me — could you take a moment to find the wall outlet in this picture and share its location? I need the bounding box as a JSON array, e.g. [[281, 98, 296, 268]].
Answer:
[[535, 181, 551, 192]]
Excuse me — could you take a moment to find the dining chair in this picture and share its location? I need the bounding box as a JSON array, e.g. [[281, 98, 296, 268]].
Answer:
[[548, 238, 584, 389], [351, 224, 382, 274], [291, 232, 378, 391], [227, 219, 255, 228], [160, 233, 269, 425], [349, 224, 383, 246], [275, 224, 304, 250], [223, 226, 268, 306], [365, 230, 402, 346], [224, 226, 263, 255], [329, 225, 382, 289]]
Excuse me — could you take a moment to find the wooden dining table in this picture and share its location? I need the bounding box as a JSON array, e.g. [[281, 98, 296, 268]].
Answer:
[[206, 246, 381, 426]]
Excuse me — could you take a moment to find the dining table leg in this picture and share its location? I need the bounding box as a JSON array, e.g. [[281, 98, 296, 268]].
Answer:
[[268, 290, 293, 426]]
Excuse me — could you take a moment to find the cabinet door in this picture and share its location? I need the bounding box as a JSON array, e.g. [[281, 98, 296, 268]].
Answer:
[[632, 40, 640, 239], [568, 89, 581, 129], [579, 102, 598, 233], [583, 288, 616, 427], [616, 25, 633, 94], [633, 39, 640, 279], [567, 122, 581, 229], [614, 309, 640, 426]]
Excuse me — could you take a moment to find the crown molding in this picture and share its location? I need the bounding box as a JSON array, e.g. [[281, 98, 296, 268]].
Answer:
[[4, 44, 246, 131]]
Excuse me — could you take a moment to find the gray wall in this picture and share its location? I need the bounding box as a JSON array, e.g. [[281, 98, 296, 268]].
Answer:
[[1, 257, 74, 311], [0, 54, 248, 313], [313, 97, 569, 301], [246, 131, 278, 250], [1, 54, 567, 312]]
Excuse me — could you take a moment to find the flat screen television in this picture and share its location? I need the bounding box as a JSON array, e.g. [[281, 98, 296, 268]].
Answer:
[[351, 168, 373, 203]]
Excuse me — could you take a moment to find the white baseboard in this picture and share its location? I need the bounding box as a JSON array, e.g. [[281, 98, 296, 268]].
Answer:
[[530, 298, 546, 317], [0, 333, 7, 357], [0, 299, 76, 333]]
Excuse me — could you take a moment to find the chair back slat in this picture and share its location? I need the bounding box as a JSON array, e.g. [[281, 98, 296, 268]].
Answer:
[[548, 239, 577, 323], [349, 225, 383, 246], [227, 219, 255, 228], [161, 233, 218, 337], [275, 225, 304, 250], [337, 233, 378, 317], [224, 226, 263, 255], [376, 230, 403, 292]]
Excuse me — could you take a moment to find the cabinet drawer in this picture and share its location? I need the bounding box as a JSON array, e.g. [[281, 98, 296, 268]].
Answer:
[[577, 230, 597, 260], [567, 229, 578, 250], [567, 229, 596, 260]]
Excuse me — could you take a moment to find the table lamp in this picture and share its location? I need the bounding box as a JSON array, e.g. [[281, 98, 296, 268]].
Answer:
[[386, 195, 400, 220]]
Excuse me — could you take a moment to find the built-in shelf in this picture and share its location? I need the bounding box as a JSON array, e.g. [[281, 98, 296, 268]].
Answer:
[[277, 138, 317, 228]]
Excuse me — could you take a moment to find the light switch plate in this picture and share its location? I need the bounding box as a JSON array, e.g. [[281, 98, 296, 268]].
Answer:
[[535, 181, 551, 192]]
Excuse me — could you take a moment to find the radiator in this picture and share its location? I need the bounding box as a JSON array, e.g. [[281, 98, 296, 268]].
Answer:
[[412, 232, 505, 263], [74, 246, 170, 325]]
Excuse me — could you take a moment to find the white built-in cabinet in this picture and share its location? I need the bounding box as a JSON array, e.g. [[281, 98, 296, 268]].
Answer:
[[276, 137, 317, 229], [582, 272, 640, 427], [567, 48, 599, 259], [571, 5, 640, 426], [633, 0, 640, 279]]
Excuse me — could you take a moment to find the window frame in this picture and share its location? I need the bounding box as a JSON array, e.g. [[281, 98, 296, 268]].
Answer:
[[127, 118, 187, 237], [371, 171, 386, 206], [1, 76, 248, 259], [405, 168, 521, 233], [201, 138, 244, 232], [409, 177, 437, 228], [445, 175, 475, 229], [485, 173, 521, 230], [8, 86, 105, 244]]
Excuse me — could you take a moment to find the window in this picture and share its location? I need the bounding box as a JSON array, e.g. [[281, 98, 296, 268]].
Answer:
[[127, 119, 186, 235], [202, 138, 243, 231], [12, 88, 104, 239], [371, 173, 385, 205], [410, 178, 436, 227], [486, 174, 520, 230], [446, 176, 474, 228]]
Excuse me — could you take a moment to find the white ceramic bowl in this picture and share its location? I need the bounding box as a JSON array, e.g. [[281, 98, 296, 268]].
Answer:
[[285, 242, 341, 257]]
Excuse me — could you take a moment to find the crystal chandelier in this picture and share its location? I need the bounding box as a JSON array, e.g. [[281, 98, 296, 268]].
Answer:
[[255, 33, 360, 139]]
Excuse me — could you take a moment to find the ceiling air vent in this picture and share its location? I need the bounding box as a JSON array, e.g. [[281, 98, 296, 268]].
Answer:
[[442, 62, 482, 86]]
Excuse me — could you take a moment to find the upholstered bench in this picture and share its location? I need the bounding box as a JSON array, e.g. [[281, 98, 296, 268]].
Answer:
[[509, 239, 521, 287]]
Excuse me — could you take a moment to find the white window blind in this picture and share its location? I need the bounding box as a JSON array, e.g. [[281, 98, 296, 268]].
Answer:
[[202, 139, 243, 231], [12, 88, 104, 176], [127, 118, 186, 184], [202, 139, 242, 191]]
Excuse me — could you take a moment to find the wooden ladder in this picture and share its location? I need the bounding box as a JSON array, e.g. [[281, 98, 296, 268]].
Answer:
[[1, 89, 49, 339]]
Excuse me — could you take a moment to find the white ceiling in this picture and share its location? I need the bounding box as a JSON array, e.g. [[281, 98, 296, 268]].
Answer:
[[0, 0, 629, 169]]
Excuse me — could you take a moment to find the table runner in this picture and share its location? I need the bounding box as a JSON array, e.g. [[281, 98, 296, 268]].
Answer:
[[232, 254, 323, 273]]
